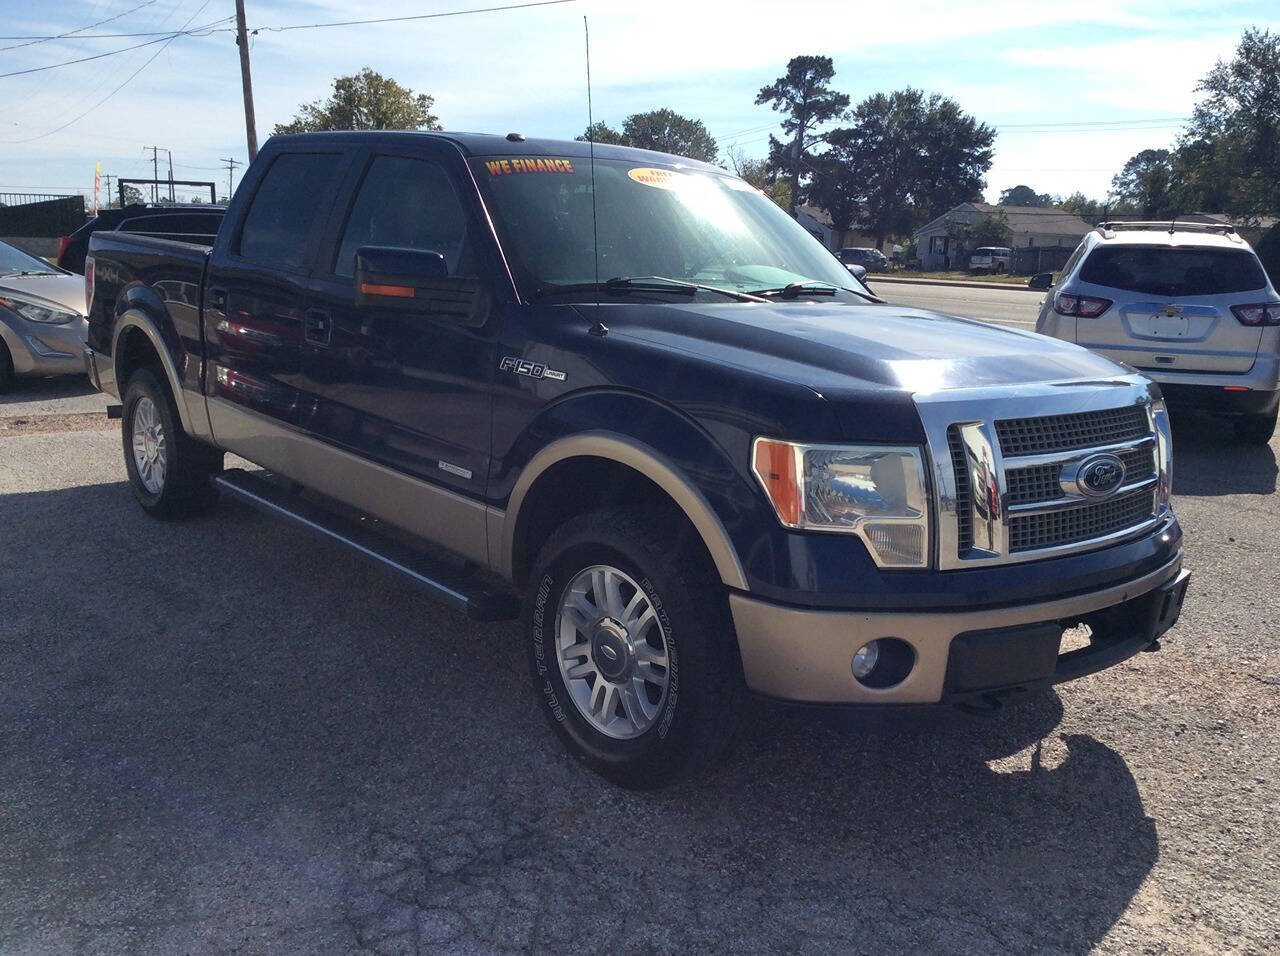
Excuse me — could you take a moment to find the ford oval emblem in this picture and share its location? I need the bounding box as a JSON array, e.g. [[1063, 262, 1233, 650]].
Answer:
[[1062, 453, 1126, 499]]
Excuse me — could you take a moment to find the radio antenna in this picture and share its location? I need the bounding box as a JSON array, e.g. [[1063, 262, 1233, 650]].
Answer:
[[584, 16, 601, 302]]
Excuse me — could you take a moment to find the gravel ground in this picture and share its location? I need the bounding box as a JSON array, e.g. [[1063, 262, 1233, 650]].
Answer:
[[0, 411, 1277, 954]]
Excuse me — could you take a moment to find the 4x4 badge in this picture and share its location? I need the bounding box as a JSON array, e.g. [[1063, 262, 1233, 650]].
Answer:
[[500, 356, 566, 381]]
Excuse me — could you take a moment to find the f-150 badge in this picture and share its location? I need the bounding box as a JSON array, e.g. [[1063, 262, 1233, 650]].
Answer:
[[500, 356, 566, 381]]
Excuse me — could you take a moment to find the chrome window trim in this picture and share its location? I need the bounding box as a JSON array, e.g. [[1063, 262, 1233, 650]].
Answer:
[[914, 375, 1165, 570]]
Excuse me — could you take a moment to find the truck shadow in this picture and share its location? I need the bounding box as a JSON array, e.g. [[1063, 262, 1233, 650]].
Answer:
[[1169, 410, 1277, 496], [0, 374, 96, 407], [1, 480, 1156, 954]]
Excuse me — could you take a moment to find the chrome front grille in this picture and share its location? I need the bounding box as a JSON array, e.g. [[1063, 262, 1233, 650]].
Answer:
[[1005, 444, 1156, 507], [1008, 486, 1155, 553], [916, 381, 1170, 570], [995, 405, 1149, 456]]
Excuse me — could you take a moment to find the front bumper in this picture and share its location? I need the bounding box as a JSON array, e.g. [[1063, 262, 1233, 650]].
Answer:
[[731, 553, 1189, 705], [0, 317, 88, 377]]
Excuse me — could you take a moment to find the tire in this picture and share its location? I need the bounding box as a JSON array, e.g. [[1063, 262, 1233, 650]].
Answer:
[[1234, 408, 1277, 446], [122, 368, 223, 518], [525, 508, 744, 788], [0, 338, 14, 392]]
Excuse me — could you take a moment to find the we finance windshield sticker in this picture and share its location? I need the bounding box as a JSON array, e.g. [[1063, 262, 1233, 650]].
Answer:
[[627, 167, 685, 189], [484, 158, 576, 176]]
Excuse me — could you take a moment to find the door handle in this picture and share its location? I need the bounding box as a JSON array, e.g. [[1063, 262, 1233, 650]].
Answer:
[[209, 286, 228, 312], [304, 308, 333, 346]]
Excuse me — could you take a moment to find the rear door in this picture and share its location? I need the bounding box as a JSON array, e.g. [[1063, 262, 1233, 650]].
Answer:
[[298, 144, 500, 497], [203, 149, 350, 445], [1073, 244, 1269, 373]]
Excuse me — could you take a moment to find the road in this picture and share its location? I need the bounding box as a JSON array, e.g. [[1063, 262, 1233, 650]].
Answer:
[[1, 301, 1278, 953], [875, 279, 1044, 330]]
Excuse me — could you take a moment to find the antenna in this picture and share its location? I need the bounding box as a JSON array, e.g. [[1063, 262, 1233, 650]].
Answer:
[[584, 16, 601, 303]]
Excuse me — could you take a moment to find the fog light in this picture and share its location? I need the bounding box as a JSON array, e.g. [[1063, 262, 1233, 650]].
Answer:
[[852, 641, 880, 679]]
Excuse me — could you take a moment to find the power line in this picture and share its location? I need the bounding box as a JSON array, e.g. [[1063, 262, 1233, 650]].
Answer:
[[0, 16, 231, 78], [1, 0, 217, 144], [0, 0, 156, 52]]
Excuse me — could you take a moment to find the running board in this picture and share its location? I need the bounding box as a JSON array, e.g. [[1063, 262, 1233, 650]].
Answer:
[[214, 469, 519, 622]]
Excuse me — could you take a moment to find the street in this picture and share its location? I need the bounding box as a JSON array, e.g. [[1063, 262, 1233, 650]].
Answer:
[[875, 279, 1044, 330], [1, 325, 1278, 952]]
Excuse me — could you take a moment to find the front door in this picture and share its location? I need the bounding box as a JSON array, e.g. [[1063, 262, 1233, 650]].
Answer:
[[300, 148, 501, 502]]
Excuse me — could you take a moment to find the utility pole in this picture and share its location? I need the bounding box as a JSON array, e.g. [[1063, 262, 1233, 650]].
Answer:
[[145, 146, 159, 201], [235, 0, 258, 161], [103, 174, 114, 208], [221, 157, 242, 202], [167, 150, 174, 202]]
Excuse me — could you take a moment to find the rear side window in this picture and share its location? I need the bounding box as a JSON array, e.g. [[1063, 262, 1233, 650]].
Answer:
[[332, 155, 477, 277], [1080, 246, 1267, 296], [237, 153, 342, 270]]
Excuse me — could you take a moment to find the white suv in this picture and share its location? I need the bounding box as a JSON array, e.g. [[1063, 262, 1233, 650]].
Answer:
[[1036, 222, 1279, 444]]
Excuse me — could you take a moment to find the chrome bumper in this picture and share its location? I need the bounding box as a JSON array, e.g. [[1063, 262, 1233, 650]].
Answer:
[[83, 346, 118, 398], [730, 552, 1186, 705]]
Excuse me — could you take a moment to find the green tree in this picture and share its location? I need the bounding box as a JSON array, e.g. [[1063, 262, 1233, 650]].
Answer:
[[273, 68, 440, 134], [724, 145, 790, 209], [804, 131, 863, 244], [1175, 27, 1280, 220], [999, 184, 1053, 206], [1110, 148, 1176, 218], [836, 88, 993, 249], [578, 108, 718, 162], [755, 55, 850, 214], [1058, 191, 1108, 223], [110, 184, 145, 208], [946, 211, 1010, 264]]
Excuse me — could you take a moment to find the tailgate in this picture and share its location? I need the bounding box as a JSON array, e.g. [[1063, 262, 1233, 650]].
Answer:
[[1078, 296, 1263, 374]]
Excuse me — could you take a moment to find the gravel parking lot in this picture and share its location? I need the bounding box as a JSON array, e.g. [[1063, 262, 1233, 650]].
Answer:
[[1, 372, 1277, 954]]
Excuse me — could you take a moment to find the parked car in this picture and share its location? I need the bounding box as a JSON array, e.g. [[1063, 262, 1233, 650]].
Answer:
[[1036, 222, 1280, 444], [0, 240, 88, 391], [84, 132, 1189, 787], [968, 246, 1013, 274], [57, 203, 225, 274], [839, 246, 889, 272]]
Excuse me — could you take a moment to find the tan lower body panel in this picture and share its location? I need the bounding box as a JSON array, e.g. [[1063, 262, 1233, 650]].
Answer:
[[206, 397, 494, 568], [730, 554, 1183, 705]]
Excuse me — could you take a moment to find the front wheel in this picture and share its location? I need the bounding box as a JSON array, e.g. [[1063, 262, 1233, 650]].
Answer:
[[1234, 408, 1277, 446], [122, 369, 222, 518], [525, 509, 744, 788]]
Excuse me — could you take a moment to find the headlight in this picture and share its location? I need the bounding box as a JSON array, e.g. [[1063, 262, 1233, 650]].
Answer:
[[0, 294, 79, 325], [751, 437, 931, 568]]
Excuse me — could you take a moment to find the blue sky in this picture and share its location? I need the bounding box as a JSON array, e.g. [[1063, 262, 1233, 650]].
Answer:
[[1, 0, 1276, 209]]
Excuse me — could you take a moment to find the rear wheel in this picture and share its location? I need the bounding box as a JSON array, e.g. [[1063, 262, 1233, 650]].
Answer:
[[525, 508, 743, 788], [122, 368, 222, 518], [0, 339, 14, 392], [1234, 408, 1277, 446]]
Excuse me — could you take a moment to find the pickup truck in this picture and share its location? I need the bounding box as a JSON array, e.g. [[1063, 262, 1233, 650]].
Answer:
[[84, 131, 1190, 787]]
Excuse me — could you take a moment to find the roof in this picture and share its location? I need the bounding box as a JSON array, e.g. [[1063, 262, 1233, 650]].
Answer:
[[264, 130, 728, 174], [914, 202, 1093, 238], [1091, 226, 1253, 251]]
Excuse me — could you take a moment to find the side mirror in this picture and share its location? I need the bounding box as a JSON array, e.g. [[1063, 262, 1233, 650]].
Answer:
[[1028, 271, 1054, 290], [354, 246, 489, 326], [849, 263, 868, 281]]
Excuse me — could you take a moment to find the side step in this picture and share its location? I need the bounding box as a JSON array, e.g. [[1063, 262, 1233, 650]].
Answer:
[[214, 468, 520, 622]]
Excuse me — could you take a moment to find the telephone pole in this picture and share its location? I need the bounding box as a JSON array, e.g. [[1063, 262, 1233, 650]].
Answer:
[[235, 0, 258, 161], [167, 151, 174, 202], [103, 174, 114, 208], [145, 146, 159, 201], [221, 157, 242, 203]]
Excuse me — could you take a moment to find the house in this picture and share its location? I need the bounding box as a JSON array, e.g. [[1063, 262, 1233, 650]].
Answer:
[[914, 202, 1094, 271], [794, 205, 881, 253]]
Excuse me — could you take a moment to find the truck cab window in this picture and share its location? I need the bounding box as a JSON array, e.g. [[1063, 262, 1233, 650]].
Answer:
[[333, 155, 477, 278], [237, 152, 342, 271]]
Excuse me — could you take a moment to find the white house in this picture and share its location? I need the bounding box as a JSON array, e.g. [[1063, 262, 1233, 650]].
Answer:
[[914, 202, 1094, 271]]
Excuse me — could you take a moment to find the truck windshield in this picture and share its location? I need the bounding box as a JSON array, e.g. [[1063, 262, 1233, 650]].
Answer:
[[472, 156, 860, 300]]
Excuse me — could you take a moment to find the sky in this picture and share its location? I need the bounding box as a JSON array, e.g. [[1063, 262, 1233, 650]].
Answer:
[[0, 0, 1276, 210]]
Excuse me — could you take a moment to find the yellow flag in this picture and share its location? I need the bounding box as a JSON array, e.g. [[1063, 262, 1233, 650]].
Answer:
[[93, 161, 101, 216]]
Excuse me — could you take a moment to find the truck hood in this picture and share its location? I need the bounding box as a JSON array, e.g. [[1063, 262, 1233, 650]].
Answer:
[[605, 300, 1126, 395], [0, 273, 87, 318]]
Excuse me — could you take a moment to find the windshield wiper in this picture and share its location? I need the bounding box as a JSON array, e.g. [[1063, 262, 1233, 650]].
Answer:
[[0, 270, 59, 278], [748, 279, 882, 303], [601, 275, 769, 303]]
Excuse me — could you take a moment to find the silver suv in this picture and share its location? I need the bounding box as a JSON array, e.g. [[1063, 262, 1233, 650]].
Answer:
[[1036, 222, 1279, 444]]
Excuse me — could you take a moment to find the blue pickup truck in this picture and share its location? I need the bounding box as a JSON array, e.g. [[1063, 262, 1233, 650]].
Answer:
[[84, 131, 1190, 786]]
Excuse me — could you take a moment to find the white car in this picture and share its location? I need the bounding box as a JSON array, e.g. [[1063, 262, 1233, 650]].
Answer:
[[968, 246, 1012, 274], [0, 240, 90, 391], [1036, 222, 1279, 444]]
